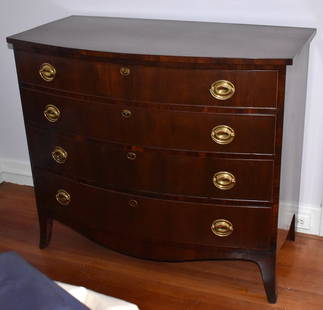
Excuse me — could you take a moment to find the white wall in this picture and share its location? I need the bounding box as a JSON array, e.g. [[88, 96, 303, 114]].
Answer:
[[1, 0, 323, 233]]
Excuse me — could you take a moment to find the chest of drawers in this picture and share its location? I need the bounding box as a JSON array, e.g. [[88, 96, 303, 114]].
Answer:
[[7, 16, 315, 303]]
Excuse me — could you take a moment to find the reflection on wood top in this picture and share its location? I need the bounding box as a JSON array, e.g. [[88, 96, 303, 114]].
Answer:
[[7, 15, 316, 64]]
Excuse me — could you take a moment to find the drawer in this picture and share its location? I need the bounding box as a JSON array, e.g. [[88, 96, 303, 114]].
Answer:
[[15, 51, 130, 99], [16, 51, 278, 108], [131, 66, 278, 108], [21, 89, 276, 154], [27, 127, 274, 202], [34, 169, 272, 251]]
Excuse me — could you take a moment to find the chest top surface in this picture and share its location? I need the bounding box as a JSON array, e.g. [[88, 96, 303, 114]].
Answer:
[[7, 15, 315, 65]]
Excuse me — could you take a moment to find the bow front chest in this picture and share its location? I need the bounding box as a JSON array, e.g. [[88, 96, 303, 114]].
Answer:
[[7, 16, 315, 303]]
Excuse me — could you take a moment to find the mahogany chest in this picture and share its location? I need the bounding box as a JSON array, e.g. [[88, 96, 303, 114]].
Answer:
[[7, 16, 315, 303]]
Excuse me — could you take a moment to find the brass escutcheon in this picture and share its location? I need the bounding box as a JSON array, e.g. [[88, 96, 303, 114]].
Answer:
[[126, 152, 136, 160], [56, 189, 71, 206], [121, 109, 132, 118], [210, 80, 235, 100], [128, 199, 138, 207], [120, 66, 130, 76], [211, 125, 235, 145], [51, 146, 68, 164], [213, 171, 236, 190], [44, 104, 60, 122], [211, 219, 233, 237], [39, 63, 56, 82]]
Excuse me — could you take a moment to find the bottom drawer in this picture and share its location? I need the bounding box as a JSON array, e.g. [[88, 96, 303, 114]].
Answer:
[[34, 170, 273, 251]]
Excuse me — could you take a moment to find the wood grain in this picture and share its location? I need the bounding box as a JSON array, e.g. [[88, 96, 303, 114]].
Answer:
[[32, 169, 273, 254], [7, 17, 315, 303], [27, 135, 275, 203], [0, 182, 323, 309], [15, 50, 279, 107], [21, 88, 277, 155], [6, 16, 316, 64]]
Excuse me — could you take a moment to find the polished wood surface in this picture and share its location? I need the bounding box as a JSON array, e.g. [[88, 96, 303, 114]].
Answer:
[[15, 51, 279, 107], [11, 48, 286, 303], [7, 17, 315, 303], [21, 88, 277, 154], [28, 131, 275, 202], [1, 182, 323, 309], [7, 15, 315, 64], [33, 170, 273, 254]]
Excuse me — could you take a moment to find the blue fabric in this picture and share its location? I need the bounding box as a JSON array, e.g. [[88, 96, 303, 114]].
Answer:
[[0, 251, 90, 310]]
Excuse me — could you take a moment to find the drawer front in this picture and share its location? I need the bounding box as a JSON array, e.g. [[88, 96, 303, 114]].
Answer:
[[35, 169, 272, 250], [21, 89, 276, 154], [131, 66, 278, 108], [15, 51, 129, 99], [16, 51, 278, 107], [28, 127, 274, 202]]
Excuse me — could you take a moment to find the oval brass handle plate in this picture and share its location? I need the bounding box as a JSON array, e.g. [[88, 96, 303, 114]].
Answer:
[[56, 189, 71, 206], [44, 104, 60, 123], [211, 219, 233, 237], [126, 152, 136, 160], [39, 63, 56, 82], [128, 199, 138, 207], [120, 66, 130, 76], [121, 109, 132, 118], [213, 171, 236, 190], [51, 146, 68, 164], [210, 80, 235, 100], [211, 125, 235, 145]]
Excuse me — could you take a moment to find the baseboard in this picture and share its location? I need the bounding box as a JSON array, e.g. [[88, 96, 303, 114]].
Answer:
[[297, 204, 322, 236], [279, 200, 322, 235], [0, 158, 33, 186]]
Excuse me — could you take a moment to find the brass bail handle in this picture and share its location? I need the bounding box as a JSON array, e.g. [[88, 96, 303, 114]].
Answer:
[[211, 125, 235, 145], [213, 171, 236, 190], [210, 80, 235, 100], [39, 63, 56, 82], [44, 104, 60, 123], [51, 146, 68, 164], [56, 189, 71, 206], [211, 219, 233, 237]]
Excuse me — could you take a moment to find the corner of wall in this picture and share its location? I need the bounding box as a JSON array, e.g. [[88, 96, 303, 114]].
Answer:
[[279, 200, 322, 235]]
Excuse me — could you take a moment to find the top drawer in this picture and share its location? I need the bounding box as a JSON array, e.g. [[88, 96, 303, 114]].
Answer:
[[14, 51, 278, 108]]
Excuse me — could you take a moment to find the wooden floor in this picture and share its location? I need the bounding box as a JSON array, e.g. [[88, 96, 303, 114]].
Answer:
[[1, 182, 323, 309]]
